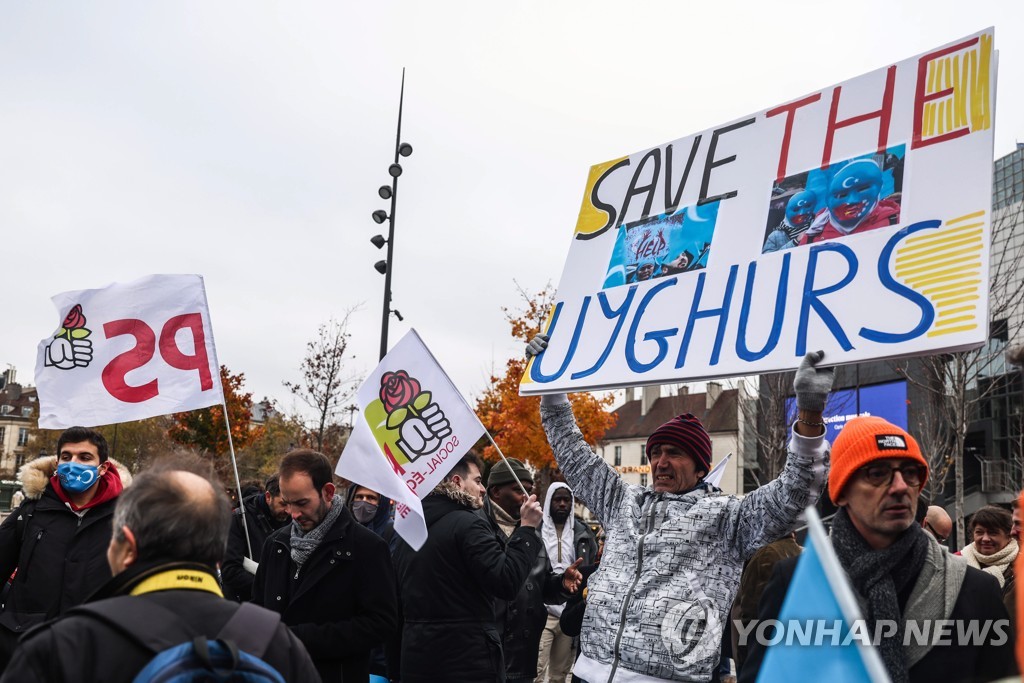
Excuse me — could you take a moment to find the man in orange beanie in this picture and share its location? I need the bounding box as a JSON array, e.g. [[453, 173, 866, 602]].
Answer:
[[742, 417, 1016, 683]]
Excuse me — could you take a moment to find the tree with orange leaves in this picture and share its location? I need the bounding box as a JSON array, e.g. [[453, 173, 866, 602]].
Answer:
[[168, 365, 263, 479], [476, 285, 616, 495]]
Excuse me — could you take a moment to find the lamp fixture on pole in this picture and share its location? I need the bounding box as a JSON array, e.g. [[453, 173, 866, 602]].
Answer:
[[372, 68, 413, 361]]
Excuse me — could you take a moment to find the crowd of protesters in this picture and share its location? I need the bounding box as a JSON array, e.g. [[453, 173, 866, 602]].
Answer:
[[0, 342, 1019, 682]]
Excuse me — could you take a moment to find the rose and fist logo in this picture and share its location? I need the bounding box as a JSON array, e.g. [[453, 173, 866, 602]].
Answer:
[[379, 370, 452, 461], [44, 304, 93, 370]]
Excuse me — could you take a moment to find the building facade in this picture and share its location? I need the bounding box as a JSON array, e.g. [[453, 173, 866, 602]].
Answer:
[[0, 368, 38, 475]]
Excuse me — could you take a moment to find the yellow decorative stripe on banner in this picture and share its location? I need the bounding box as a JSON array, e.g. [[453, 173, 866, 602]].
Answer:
[[919, 34, 992, 143], [893, 212, 986, 338]]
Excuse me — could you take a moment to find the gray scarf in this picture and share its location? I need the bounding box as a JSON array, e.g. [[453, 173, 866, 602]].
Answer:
[[289, 493, 345, 569], [830, 507, 930, 683]]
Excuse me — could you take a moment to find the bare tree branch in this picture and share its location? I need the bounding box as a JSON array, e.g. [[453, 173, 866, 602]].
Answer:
[[284, 310, 362, 455]]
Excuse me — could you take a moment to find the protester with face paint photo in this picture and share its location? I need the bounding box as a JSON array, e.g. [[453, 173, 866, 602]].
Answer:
[[762, 189, 818, 252], [801, 157, 902, 245]]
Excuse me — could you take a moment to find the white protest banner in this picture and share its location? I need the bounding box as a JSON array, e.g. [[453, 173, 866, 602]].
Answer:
[[35, 274, 224, 428], [337, 329, 486, 550], [521, 30, 997, 395]]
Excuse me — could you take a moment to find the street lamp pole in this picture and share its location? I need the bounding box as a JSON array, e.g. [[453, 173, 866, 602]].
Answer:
[[372, 68, 413, 361]]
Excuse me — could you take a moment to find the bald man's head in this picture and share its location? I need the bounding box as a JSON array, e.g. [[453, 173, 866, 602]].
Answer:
[[109, 457, 232, 572], [168, 469, 218, 508], [922, 505, 952, 543]]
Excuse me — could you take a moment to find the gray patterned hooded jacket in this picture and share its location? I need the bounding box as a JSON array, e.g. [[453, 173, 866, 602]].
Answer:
[[541, 401, 828, 683]]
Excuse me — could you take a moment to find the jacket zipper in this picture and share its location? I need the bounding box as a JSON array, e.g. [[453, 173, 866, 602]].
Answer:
[[607, 494, 660, 683], [22, 529, 44, 569]]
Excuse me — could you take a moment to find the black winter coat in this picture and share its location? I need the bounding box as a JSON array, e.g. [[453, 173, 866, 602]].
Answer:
[[392, 486, 543, 683], [221, 493, 286, 601], [739, 555, 1018, 683], [252, 504, 398, 683], [0, 560, 321, 683], [0, 485, 117, 637], [566, 518, 599, 569], [479, 498, 568, 682]]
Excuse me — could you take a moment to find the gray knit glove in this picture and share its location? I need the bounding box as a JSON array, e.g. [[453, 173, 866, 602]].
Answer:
[[794, 350, 834, 412], [526, 334, 549, 358], [525, 334, 569, 408]]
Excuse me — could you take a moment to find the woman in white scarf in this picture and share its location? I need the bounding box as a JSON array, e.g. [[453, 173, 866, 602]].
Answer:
[[960, 505, 1017, 594]]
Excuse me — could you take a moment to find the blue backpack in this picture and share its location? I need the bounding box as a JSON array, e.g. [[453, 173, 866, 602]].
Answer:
[[73, 598, 286, 683]]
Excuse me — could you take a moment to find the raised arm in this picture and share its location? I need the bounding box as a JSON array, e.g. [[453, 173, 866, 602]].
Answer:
[[540, 399, 629, 526], [726, 351, 832, 559], [529, 334, 632, 525]]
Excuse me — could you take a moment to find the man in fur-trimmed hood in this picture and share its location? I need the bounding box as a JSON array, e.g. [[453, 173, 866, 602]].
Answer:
[[0, 426, 132, 667], [392, 452, 547, 683]]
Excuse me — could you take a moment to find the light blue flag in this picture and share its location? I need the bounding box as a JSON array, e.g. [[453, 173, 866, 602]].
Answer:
[[757, 507, 891, 683]]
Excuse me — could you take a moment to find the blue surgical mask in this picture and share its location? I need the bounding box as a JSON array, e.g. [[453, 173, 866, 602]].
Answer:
[[57, 462, 100, 494]]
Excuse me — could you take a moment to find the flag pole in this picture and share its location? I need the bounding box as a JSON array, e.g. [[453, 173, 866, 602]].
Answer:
[[197, 275, 255, 561], [483, 431, 530, 497], [222, 399, 254, 560]]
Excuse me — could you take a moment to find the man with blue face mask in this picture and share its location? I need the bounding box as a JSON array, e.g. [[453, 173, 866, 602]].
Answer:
[[0, 426, 128, 668], [801, 159, 901, 245], [763, 190, 818, 252]]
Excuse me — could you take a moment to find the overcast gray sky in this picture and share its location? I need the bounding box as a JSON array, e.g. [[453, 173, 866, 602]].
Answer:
[[1, 2, 1021, 420]]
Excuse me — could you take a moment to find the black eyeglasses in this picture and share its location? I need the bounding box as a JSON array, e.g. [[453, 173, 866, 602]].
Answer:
[[922, 521, 948, 544], [858, 463, 926, 488]]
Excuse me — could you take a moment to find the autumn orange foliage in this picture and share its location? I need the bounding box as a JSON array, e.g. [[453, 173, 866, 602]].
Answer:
[[476, 287, 616, 475], [168, 365, 263, 459]]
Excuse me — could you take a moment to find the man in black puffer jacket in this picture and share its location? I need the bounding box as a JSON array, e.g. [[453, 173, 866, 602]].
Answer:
[[393, 453, 546, 683], [0, 427, 130, 668]]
